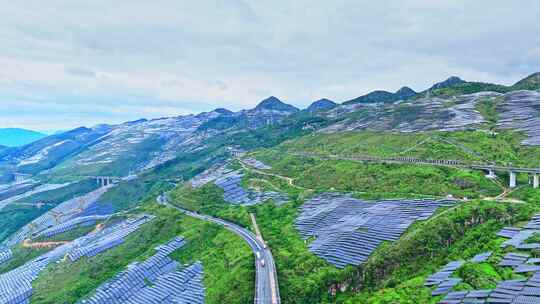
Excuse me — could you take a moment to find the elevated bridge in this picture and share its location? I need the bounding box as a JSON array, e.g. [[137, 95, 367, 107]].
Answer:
[[470, 165, 540, 189], [12, 173, 32, 184], [88, 176, 122, 188], [294, 152, 540, 189]]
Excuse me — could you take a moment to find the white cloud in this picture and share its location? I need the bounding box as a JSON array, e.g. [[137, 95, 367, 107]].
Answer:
[[1, 0, 539, 131]]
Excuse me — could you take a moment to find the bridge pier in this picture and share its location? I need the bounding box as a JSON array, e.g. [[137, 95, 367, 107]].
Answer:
[[92, 176, 119, 188], [509, 171, 517, 188], [13, 173, 31, 184], [534, 174, 539, 189], [486, 169, 497, 179]]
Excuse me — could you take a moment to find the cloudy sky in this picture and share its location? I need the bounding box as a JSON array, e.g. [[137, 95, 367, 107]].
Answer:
[[1, 1, 539, 132]]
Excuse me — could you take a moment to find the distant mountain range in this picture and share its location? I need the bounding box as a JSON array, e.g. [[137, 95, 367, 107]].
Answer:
[[0, 71, 538, 180], [0, 128, 46, 147]]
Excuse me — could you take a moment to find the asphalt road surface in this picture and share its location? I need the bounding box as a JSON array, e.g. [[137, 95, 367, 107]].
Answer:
[[161, 199, 280, 304]]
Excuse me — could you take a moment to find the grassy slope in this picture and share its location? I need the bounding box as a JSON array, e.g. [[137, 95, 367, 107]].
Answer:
[[168, 133, 535, 304], [169, 163, 536, 304], [251, 151, 500, 199], [271, 130, 540, 167], [31, 203, 254, 304]]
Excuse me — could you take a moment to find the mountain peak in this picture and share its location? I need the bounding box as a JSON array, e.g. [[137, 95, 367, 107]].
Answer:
[[213, 108, 234, 115], [255, 96, 299, 113], [429, 76, 466, 91], [344, 86, 417, 105], [396, 86, 416, 94], [306, 98, 337, 112], [395, 86, 417, 99]]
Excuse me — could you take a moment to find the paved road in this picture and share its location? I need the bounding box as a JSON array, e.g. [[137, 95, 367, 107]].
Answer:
[[161, 199, 280, 304]]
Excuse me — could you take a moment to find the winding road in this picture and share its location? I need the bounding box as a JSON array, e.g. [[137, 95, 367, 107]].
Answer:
[[160, 198, 280, 304]]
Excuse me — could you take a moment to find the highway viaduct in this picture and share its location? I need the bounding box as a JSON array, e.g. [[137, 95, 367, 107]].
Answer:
[[293, 152, 540, 189]]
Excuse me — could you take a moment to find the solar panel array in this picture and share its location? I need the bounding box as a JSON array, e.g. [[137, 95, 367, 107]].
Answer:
[[242, 158, 272, 170], [32, 215, 110, 240], [425, 261, 464, 296], [426, 253, 493, 296], [0, 248, 12, 265], [67, 214, 154, 262], [4, 187, 111, 247], [433, 214, 540, 303], [501, 214, 540, 250], [0, 255, 50, 304], [190, 162, 233, 188], [76, 201, 115, 218], [82, 237, 205, 304], [497, 90, 540, 145], [295, 193, 456, 268], [499, 252, 529, 268], [498, 227, 522, 238], [440, 274, 540, 304], [214, 171, 289, 205], [0, 214, 154, 304]]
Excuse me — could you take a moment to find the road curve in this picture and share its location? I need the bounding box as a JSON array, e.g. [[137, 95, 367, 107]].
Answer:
[[161, 200, 280, 304]]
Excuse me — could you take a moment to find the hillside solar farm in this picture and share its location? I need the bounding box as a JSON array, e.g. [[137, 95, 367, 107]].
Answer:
[[0, 214, 157, 303], [82, 237, 204, 304], [295, 193, 456, 268], [0, 209, 207, 304], [428, 214, 540, 303]]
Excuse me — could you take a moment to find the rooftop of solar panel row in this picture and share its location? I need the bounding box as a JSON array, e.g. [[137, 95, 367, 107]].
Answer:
[[295, 193, 456, 268]]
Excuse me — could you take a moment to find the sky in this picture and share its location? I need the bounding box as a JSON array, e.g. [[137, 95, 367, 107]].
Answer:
[[1, 1, 539, 132]]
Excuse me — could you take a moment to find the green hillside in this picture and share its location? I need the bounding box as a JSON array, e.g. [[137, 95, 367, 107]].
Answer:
[[31, 203, 254, 304]]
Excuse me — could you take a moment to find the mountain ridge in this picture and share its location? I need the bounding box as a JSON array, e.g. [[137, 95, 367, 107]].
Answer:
[[1, 71, 539, 181], [0, 128, 46, 147]]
